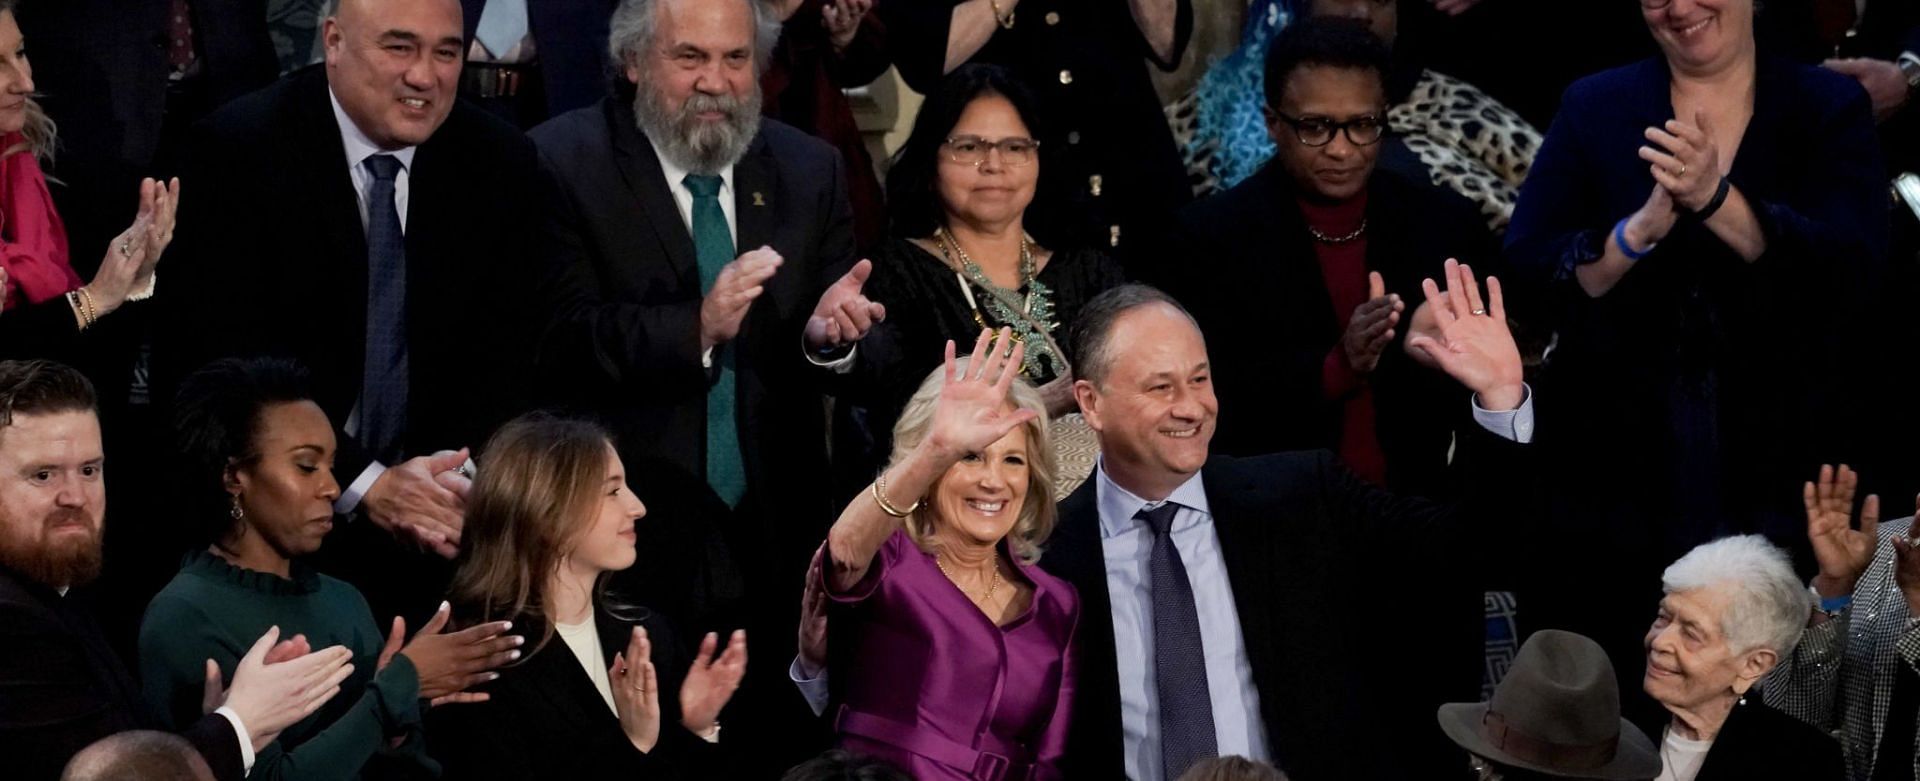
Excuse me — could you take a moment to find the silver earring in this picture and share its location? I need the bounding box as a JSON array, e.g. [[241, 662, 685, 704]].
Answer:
[[230, 496, 245, 521]]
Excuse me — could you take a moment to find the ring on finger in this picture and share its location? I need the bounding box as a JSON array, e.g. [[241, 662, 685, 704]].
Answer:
[[1676, 163, 1687, 176], [1471, 308, 1488, 316], [119, 241, 132, 257]]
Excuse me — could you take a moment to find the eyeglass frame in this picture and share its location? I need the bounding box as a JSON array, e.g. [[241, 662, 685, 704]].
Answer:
[[1639, 0, 1676, 8], [1270, 111, 1389, 147], [940, 135, 1042, 168]]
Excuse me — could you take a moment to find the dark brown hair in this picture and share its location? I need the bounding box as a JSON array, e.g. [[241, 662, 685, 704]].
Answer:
[[0, 360, 96, 431]]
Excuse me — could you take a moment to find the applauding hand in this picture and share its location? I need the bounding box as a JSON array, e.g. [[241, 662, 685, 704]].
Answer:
[[1405, 260, 1524, 410], [1640, 112, 1723, 212], [1805, 465, 1879, 601], [924, 328, 1040, 463], [1343, 271, 1403, 374], [611, 626, 661, 753], [805, 259, 886, 352], [679, 629, 748, 735], [1893, 507, 1920, 619]]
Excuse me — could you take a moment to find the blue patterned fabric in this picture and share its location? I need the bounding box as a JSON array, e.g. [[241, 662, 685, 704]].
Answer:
[[1190, 0, 1296, 190], [360, 154, 409, 463], [1138, 502, 1218, 777]]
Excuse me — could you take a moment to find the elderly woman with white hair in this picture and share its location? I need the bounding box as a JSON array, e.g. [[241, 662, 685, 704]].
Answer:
[[1640, 535, 1844, 781], [818, 328, 1079, 781]]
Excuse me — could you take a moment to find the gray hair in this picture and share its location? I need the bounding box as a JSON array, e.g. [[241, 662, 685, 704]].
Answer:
[[62, 731, 212, 781], [1660, 535, 1810, 657], [608, 0, 782, 76], [888, 359, 1057, 565], [1069, 284, 1203, 388]]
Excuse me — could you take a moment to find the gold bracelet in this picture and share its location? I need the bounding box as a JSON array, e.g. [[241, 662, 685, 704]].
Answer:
[[67, 291, 90, 330], [870, 474, 920, 518], [78, 287, 98, 327], [988, 0, 1015, 29]]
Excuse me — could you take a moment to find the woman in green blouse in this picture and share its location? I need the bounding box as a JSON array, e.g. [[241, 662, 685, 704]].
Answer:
[[139, 357, 519, 780]]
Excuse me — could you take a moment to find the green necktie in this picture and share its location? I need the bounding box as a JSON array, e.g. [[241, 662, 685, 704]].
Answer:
[[683, 174, 746, 506]]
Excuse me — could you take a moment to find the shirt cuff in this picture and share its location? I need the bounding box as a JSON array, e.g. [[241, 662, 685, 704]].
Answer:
[[1471, 384, 1535, 444], [803, 341, 859, 374], [702, 346, 714, 370], [335, 461, 387, 515], [214, 705, 256, 773], [788, 655, 830, 718]]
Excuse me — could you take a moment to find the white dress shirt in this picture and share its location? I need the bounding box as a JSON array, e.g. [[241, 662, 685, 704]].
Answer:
[[327, 88, 417, 515], [1094, 389, 1535, 780]]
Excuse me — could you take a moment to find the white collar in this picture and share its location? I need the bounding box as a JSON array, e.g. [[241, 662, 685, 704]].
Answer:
[[1093, 457, 1210, 540], [328, 86, 418, 173]]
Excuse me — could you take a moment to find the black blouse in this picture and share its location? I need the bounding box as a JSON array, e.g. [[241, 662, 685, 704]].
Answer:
[[850, 237, 1125, 454]]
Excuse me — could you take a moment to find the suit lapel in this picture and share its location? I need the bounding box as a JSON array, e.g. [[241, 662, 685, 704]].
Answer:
[[290, 69, 373, 351], [607, 101, 700, 289], [1046, 479, 1127, 773], [730, 134, 779, 348]]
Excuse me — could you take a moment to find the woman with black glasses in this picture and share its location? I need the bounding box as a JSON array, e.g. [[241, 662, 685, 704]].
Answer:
[[1503, 0, 1889, 703], [838, 64, 1125, 494]]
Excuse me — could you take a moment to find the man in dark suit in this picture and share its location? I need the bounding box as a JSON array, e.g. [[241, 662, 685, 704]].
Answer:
[[156, 0, 540, 624], [0, 360, 353, 781], [458, 0, 618, 128], [1143, 23, 1506, 760], [528, 0, 882, 767], [1050, 273, 1534, 781]]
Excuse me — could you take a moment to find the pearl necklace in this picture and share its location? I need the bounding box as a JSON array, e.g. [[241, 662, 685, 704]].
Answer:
[[936, 552, 1003, 605]]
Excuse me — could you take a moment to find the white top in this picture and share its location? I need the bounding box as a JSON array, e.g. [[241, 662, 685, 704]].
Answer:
[[1654, 726, 1714, 781], [557, 615, 618, 716]]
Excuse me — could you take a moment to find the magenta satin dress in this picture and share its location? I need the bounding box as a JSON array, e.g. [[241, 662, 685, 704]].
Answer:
[[827, 529, 1080, 781]]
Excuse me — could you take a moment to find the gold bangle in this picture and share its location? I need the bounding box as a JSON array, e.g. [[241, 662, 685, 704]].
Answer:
[[988, 0, 1015, 29], [870, 474, 920, 518], [78, 288, 98, 327], [67, 291, 89, 330]]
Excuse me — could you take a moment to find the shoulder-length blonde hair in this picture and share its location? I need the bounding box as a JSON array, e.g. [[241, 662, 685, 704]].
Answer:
[[0, 0, 54, 163], [448, 413, 622, 655], [888, 360, 1057, 565]]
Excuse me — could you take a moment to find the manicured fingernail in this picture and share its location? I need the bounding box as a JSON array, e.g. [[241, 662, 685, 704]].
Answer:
[[487, 672, 501, 681], [508, 650, 521, 660], [512, 636, 526, 646], [439, 601, 451, 613]]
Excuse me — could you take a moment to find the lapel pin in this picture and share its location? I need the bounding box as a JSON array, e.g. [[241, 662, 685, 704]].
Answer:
[[752, 191, 767, 207]]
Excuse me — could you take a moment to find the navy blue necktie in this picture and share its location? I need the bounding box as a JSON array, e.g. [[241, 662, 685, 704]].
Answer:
[[361, 154, 408, 464], [1137, 502, 1218, 779]]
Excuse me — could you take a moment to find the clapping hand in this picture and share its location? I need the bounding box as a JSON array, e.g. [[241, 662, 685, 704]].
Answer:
[[611, 626, 661, 753], [1343, 271, 1403, 374], [805, 259, 887, 352], [1640, 112, 1723, 212], [679, 630, 748, 735], [925, 329, 1040, 463], [1405, 260, 1524, 410], [702, 248, 783, 351], [1893, 502, 1920, 618], [386, 602, 521, 702], [1823, 58, 1909, 122], [822, 0, 873, 49], [202, 633, 312, 715], [1805, 465, 1880, 600], [363, 448, 472, 559], [219, 626, 358, 752]]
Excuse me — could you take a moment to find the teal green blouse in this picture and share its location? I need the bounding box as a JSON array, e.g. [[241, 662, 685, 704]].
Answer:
[[139, 550, 436, 780]]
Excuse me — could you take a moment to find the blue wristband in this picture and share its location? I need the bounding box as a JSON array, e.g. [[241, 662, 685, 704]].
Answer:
[[1613, 218, 1654, 261]]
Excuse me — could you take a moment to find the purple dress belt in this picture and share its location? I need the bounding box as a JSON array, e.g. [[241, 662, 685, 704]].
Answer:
[[834, 705, 1039, 781]]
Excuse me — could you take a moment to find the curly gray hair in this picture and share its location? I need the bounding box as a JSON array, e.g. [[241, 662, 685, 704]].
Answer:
[[608, 0, 782, 76]]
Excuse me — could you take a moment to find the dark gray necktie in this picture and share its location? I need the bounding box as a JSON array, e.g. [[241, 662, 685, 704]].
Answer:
[[1136, 502, 1218, 779], [360, 154, 408, 464]]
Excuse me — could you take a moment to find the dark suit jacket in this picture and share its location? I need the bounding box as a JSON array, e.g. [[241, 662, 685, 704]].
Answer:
[[1691, 700, 1846, 781], [1150, 163, 1499, 496], [0, 566, 243, 781], [528, 98, 855, 585], [1042, 426, 1528, 781], [155, 66, 541, 622], [459, 0, 617, 121], [425, 606, 724, 780]]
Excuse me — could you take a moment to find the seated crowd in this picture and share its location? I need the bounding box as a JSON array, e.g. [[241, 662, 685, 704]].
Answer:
[[1, 0, 1916, 779]]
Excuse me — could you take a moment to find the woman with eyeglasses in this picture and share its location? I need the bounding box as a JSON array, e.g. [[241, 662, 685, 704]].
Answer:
[[837, 63, 1124, 493], [1503, 0, 1889, 696]]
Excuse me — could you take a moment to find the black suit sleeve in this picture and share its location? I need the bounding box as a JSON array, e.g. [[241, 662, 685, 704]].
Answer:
[[530, 148, 709, 401], [1315, 417, 1532, 557], [181, 714, 246, 781]]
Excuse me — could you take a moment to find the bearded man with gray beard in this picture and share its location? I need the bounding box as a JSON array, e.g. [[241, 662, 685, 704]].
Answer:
[[527, 0, 885, 770]]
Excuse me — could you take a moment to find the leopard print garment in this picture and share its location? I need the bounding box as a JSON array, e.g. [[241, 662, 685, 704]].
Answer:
[[1167, 68, 1543, 233]]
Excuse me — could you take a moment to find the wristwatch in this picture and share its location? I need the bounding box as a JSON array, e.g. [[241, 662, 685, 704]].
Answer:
[[1899, 52, 1920, 92]]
